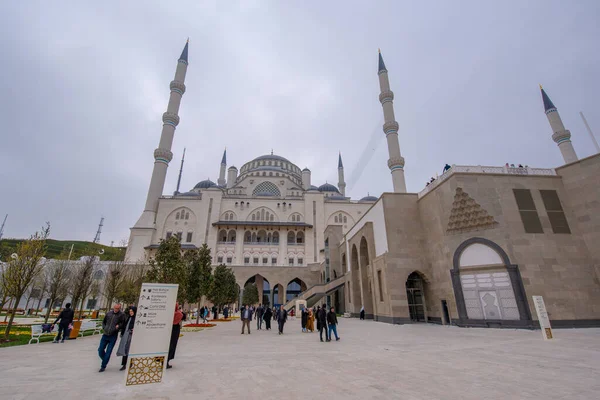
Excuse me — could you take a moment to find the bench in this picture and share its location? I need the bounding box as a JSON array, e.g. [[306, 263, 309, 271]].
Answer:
[[29, 324, 58, 344], [78, 320, 102, 337]]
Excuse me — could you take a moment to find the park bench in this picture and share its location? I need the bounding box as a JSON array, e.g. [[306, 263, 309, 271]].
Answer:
[[29, 324, 58, 344], [78, 320, 102, 337]]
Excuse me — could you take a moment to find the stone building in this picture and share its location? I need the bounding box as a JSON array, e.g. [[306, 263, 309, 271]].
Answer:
[[126, 42, 600, 327]]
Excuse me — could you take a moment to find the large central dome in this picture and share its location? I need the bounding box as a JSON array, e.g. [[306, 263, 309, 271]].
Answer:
[[238, 153, 303, 184]]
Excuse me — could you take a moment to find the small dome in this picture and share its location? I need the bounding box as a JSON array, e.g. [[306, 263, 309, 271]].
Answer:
[[179, 191, 201, 197], [308, 185, 319, 191], [359, 195, 378, 203], [194, 179, 217, 189], [318, 183, 340, 193], [302, 167, 310, 172]]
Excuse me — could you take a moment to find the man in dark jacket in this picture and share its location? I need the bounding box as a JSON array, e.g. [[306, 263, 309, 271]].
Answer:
[[212, 305, 218, 320], [256, 304, 264, 330], [317, 303, 329, 342], [240, 304, 254, 334], [98, 304, 126, 372], [52, 303, 74, 343], [327, 307, 340, 341], [301, 308, 308, 332], [263, 307, 272, 330], [277, 305, 288, 335]]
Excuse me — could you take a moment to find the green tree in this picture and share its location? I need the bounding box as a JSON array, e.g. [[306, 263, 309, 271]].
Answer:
[[183, 244, 213, 324], [3, 223, 50, 341], [242, 283, 259, 306], [208, 264, 237, 309], [145, 236, 186, 302]]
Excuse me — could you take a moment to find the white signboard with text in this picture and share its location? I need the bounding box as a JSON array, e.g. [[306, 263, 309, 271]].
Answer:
[[125, 283, 178, 386], [532, 295, 553, 340]]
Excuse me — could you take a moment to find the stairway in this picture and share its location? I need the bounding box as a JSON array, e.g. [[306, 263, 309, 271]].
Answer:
[[283, 275, 346, 311]]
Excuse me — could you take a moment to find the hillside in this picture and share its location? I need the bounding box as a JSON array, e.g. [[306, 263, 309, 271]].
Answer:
[[0, 238, 126, 262]]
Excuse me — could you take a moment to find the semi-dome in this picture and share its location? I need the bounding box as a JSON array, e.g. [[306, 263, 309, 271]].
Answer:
[[318, 183, 340, 193], [194, 179, 217, 189], [359, 195, 378, 203]]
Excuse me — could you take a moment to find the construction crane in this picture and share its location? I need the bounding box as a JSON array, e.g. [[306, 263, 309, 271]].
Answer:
[[346, 119, 385, 192], [0, 214, 7, 240], [93, 217, 104, 244]]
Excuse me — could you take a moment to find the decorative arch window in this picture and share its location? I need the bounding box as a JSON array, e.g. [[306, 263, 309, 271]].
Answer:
[[343, 216, 347, 223], [270, 215, 274, 222], [252, 181, 281, 197], [262, 172, 266, 176], [269, 172, 273, 176], [176, 212, 180, 220], [244, 231, 252, 243], [219, 230, 227, 242], [334, 216, 338, 223], [252, 214, 256, 221], [339, 213, 342, 221], [227, 230, 236, 242], [272, 231, 280, 243], [296, 231, 304, 244], [287, 231, 296, 244], [185, 212, 189, 220]]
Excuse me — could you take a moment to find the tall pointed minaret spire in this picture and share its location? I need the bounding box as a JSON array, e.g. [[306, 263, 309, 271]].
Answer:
[[540, 85, 578, 164], [174, 148, 186, 195], [337, 152, 346, 197], [218, 148, 227, 186], [133, 40, 189, 229], [377, 50, 406, 192]]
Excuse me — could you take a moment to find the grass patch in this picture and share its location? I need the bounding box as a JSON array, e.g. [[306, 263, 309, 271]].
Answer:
[[0, 238, 125, 261], [0, 325, 100, 348]]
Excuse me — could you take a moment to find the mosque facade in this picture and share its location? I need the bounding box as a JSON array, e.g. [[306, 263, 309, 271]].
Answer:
[[126, 41, 600, 328]]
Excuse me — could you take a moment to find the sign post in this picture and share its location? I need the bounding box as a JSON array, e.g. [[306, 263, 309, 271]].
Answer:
[[125, 283, 178, 386], [532, 295, 553, 340]]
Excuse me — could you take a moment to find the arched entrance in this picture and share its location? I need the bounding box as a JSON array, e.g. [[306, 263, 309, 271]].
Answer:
[[244, 275, 271, 307], [359, 237, 374, 316], [272, 284, 284, 307], [286, 278, 307, 302], [350, 244, 361, 309], [406, 272, 427, 322]]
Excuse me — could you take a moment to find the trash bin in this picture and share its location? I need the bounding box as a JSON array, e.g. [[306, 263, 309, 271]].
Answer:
[[69, 320, 82, 339]]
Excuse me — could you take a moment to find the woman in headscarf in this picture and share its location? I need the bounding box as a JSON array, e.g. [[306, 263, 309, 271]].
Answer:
[[307, 308, 315, 332], [117, 305, 137, 371], [167, 302, 184, 369]]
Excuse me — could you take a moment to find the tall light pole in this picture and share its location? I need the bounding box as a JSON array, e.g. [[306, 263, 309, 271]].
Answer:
[[580, 112, 600, 154]]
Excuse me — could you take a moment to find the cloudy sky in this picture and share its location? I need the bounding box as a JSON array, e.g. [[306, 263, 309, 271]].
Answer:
[[1, 1, 599, 245]]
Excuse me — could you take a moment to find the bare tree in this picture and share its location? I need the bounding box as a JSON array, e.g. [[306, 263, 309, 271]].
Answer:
[[0, 263, 10, 315], [43, 259, 71, 323], [69, 256, 98, 320], [116, 263, 147, 306], [103, 261, 126, 311], [3, 223, 50, 341], [32, 273, 49, 316]]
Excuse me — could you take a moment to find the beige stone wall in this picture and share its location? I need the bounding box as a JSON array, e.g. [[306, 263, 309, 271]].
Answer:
[[418, 171, 600, 323]]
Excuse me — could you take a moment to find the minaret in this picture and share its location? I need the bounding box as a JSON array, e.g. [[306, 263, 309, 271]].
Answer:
[[174, 148, 186, 195], [218, 148, 227, 186], [540, 85, 578, 164], [378, 50, 406, 193], [135, 40, 189, 227], [337, 152, 346, 197]]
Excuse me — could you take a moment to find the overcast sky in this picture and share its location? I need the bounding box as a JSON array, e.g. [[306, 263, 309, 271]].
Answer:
[[1, 1, 599, 245]]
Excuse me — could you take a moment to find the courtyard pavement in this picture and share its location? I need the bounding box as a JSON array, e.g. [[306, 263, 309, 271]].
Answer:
[[1, 317, 599, 400]]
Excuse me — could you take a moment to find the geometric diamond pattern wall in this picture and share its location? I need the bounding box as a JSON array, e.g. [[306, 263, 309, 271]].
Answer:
[[125, 356, 165, 386], [447, 187, 499, 234]]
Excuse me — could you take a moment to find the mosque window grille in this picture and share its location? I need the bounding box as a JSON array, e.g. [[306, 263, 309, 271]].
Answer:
[[253, 257, 259, 264], [262, 257, 268, 264], [226, 257, 232, 264], [272, 257, 277, 265], [217, 256, 223, 264], [297, 258, 303, 266], [244, 257, 250, 265], [252, 181, 281, 197]]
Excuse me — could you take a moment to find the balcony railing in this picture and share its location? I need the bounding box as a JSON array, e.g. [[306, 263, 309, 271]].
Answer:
[[243, 241, 280, 245], [418, 164, 557, 199]]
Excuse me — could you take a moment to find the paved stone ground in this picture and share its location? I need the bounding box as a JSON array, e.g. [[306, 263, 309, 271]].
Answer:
[[1, 318, 599, 400]]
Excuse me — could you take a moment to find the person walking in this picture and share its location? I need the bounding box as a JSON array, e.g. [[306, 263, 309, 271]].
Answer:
[[277, 305, 288, 335], [360, 306, 365, 320], [223, 305, 229, 319], [263, 306, 272, 330], [240, 304, 253, 334], [52, 303, 74, 343], [307, 309, 315, 332], [98, 304, 126, 372], [212, 305, 218, 320], [327, 307, 340, 341], [256, 304, 264, 330], [117, 306, 137, 371], [316, 305, 322, 332], [317, 304, 329, 342], [301, 307, 308, 332], [167, 303, 184, 369]]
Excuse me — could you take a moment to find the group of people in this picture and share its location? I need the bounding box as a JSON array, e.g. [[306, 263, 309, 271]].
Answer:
[[239, 303, 340, 342], [198, 305, 230, 322], [94, 302, 186, 372]]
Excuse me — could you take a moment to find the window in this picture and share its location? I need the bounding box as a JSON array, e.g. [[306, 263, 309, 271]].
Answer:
[[270, 215, 274, 221], [166, 231, 173, 239], [176, 212, 180, 220], [377, 270, 384, 302], [297, 258, 303, 265], [262, 257, 268, 264], [185, 212, 189, 220], [217, 256, 223, 263], [252, 214, 256, 221], [540, 190, 571, 234], [343, 216, 347, 223], [253, 257, 259, 264], [226, 257, 232, 264], [513, 189, 543, 233], [334, 216, 338, 223], [86, 299, 97, 309], [244, 257, 250, 265], [176, 232, 182, 240], [296, 232, 304, 244], [272, 257, 277, 265], [186, 232, 193, 242], [289, 258, 294, 266]]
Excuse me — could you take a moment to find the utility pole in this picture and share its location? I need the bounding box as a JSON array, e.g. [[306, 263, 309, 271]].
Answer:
[[93, 217, 104, 244], [580, 112, 600, 154], [0, 214, 7, 240]]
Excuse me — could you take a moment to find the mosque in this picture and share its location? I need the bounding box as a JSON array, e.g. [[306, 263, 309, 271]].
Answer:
[[126, 41, 600, 329]]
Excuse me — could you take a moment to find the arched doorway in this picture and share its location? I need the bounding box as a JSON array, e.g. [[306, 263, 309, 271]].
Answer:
[[350, 244, 361, 309], [244, 275, 271, 307], [406, 272, 427, 322], [272, 284, 284, 307], [359, 237, 374, 316], [286, 278, 307, 302]]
